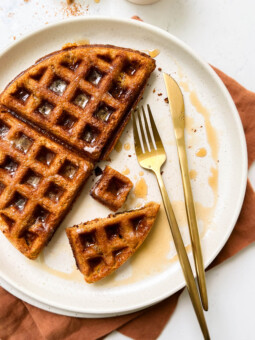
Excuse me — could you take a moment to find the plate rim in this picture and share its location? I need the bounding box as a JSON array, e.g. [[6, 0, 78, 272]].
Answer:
[[0, 16, 248, 316]]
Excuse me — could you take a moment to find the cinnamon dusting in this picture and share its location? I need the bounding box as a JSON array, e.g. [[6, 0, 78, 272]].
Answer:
[[62, 1, 86, 17]]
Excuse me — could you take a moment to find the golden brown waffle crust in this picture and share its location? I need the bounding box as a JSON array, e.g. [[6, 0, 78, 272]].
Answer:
[[0, 44, 155, 260], [0, 107, 93, 259], [4, 44, 155, 87], [36, 44, 156, 67], [90, 165, 133, 211], [66, 202, 160, 283], [1, 44, 156, 162]]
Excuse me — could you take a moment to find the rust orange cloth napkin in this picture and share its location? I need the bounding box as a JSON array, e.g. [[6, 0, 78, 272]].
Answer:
[[0, 68, 255, 340]]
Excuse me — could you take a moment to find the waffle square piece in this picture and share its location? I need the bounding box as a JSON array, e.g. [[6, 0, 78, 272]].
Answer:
[[90, 165, 133, 211], [66, 202, 160, 283], [1, 45, 156, 161], [0, 108, 93, 259]]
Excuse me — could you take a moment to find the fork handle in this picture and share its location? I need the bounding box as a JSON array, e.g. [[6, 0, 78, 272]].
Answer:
[[155, 170, 210, 340]]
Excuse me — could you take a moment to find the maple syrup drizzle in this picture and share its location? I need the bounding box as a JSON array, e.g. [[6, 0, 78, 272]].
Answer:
[[134, 178, 147, 199], [124, 142, 131, 151], [208, 166, 218, 204], [189, 169, 197, 180], [27, 64, 220, 287], [122, 167, 130, 175], [178, 68, 219, 210], [33, 253, 84, 282], [143, 49, 160, 58], [196, 148, 207, 157], [100, 206, 172, 287], [62, 39, 90, 50]]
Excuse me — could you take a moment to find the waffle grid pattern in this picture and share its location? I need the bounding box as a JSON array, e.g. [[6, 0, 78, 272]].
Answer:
[[1, 46, 155, 161], [0, 45, 155, 259], [90, 165, 133, 211], [66, 202, 160, 283], [0, 109, 93, 259]]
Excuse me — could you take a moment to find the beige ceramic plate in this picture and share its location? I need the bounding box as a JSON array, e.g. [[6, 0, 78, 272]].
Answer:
[[0, 17, 247, 317]]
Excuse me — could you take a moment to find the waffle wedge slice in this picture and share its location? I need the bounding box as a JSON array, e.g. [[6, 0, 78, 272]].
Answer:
[[66, 202, 160, 283], [0, 107, 93, 259], [1, 45, 155, 161]]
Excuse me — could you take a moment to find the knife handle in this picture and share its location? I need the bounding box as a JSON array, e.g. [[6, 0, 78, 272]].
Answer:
[[177, 138, 208, 311]]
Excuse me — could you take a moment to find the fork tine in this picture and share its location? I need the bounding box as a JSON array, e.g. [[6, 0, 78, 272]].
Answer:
[[142, 106, 155, 151], [147, 104, 163, 149], [137, 107, 149, 153]]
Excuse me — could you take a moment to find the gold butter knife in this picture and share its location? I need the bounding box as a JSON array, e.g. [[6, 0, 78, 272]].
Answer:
[[163, 73, 208, 311]]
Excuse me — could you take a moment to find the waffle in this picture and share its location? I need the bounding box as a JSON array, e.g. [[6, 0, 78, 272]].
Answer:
[[1, 45, 156, 161], [66, 202, 160, 283], [90, 165, 133, 211], [0, 108, 93, 259]]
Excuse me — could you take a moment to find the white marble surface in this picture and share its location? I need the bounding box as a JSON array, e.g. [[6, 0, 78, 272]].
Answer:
[[0, 1, 254, 339]]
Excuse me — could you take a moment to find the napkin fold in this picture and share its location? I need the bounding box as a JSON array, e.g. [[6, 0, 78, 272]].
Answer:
[[0, 68, 254, 340]]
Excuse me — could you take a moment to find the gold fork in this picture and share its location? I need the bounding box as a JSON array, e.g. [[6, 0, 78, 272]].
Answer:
[[132, 105, 210, 340]]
